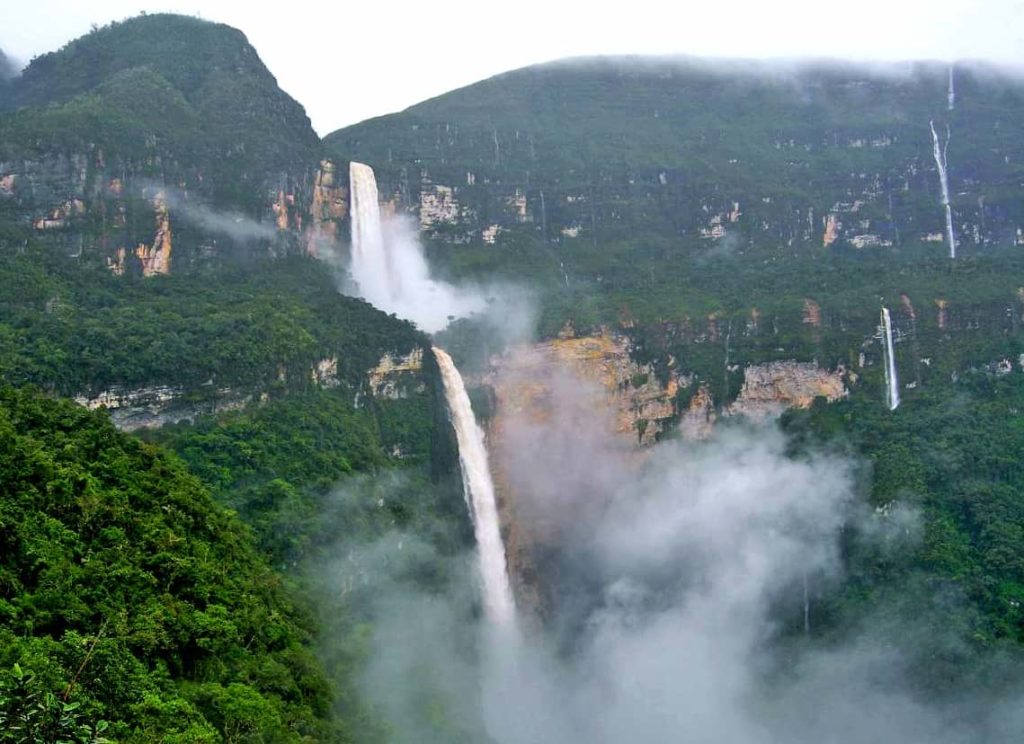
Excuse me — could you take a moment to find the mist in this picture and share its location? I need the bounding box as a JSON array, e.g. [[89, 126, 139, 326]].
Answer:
[[158, 187, 278, 242], [345, 206, 534, 340], [359, 214, 487, 333], [313, 359, 1024, 743], [0, 49, 20, 81]]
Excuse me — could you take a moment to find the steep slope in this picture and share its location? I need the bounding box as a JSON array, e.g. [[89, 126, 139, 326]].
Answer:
[[327, 57, 1024, 252], [0, 14, 327, 271], [334, 58, 1024, 419], [0, 387, 345, 741]]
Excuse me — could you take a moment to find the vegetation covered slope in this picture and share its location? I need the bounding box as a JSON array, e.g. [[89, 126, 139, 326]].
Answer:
[[0, 244, 423, 397], [328, 57, 1024, 416], [328, 57, 1024, 250], [781, 369, 1024, 690], [0, 386, 351, 742], [4, 13, 318, 182], [0, 13, 322, 265]]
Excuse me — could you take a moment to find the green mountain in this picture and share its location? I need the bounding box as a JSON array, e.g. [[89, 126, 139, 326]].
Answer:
[[329, 57, 1024, 399], [4, 14, 1024, 740], [327, 56, 1024, 252], [330, 57, 1024, 665], [0, 14, 324, 268], [0, 17, 460, 740]]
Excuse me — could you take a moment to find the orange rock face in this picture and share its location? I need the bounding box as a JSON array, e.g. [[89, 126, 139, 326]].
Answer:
[[803, 299, 822, 328], [306, 159, 348, 256], [823, 213, 840, 246]]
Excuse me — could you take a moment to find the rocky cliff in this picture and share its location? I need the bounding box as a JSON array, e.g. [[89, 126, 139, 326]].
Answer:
[[327, 59, 1024, 254], [477, 331, 850, 613], [0, 14, 329, 271], [79, 346, 430, 432]]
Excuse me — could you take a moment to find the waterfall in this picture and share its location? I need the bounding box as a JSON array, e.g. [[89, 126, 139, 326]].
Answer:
[[433, 347, 517, 628], [802, 572, 810, 636], [947, 66, 955, 111], [349, 162, 395, 308], [929, 121, 957, 259], [347, 162, 485, 333], [881, 308, 901, 411]]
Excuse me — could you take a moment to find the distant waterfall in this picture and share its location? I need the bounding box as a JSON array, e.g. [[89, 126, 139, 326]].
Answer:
[[433, 347, 517, 628], [947, 66, 955, 111], [881, 308, 901, 411], [929, 121, 957, 259]]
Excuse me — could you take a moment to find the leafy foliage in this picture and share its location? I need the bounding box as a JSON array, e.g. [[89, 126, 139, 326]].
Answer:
[[0, 664, 109, 744], [0, 245, 424, 396], [1, 14, 320, 217], [782, 371, 1024, 689], [0, 386, 350, 741], [153, 386, 440, 567]]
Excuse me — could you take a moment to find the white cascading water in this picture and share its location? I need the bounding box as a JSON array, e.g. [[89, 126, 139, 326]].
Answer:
[[348, 161, 485, 333], [948, 66, 955, 111], [349, 162, 395, 308], [881, 307, 901, 411], [929, 120, 957, 259], [433, 346, 518, 629]]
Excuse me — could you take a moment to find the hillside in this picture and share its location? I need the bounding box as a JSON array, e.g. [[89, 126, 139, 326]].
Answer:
[[3, 16, 1024, 740], [332, 57, 1024, 667], [0, 20, 462, 741], [0, 14, 327, 270], [0, 387, 344, 741], [330, 57, 1024, 410], [327, 57, 1024, 251]]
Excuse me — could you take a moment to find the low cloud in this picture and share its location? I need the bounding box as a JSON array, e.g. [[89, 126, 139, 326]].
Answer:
[[312, 353, 1024, 742], [0, 50, 20, 81], [157, 187, 278, 242]]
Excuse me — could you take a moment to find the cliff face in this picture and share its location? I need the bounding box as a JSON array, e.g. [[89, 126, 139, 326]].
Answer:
[[327, 60, 1024, 253], [479, 332, 849, 614], [367, 347, 426, 400], [727, 361, 847, 419], [483, 332, 680, 447], [306, 159, 349, 256], [74, 384, 250, 431], [0, 151, 360, 271], [0, 14, 327, 272], [79, 347, 430, 432]]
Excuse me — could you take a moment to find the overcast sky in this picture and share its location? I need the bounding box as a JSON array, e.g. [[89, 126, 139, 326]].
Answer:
[[2, 0, 1022, 134]]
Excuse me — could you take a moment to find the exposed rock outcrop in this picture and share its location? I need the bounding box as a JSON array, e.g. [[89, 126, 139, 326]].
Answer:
[[367, 347, 426, 399], [802, 299, 822, 328], [312, 357, 340, 387], [306, 159, 348, 255], [133, 189, 172, 277], [484, 333, 680, 447], [727, 361, 846, 419], [679, 384, 716, 440], [74, 385, 249, 431], [420, 181, 460, 229]]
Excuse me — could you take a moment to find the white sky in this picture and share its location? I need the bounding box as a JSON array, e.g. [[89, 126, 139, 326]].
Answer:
[[2, 1, 1022, 134]]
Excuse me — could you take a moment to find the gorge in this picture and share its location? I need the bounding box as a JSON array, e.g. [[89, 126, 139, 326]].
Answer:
[[3, 13, 1024, 743]]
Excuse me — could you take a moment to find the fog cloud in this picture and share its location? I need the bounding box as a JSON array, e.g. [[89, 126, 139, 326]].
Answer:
[[0, 49, 20, 81], [316, 360, 1024, 743], [158, 187, 278, 242]]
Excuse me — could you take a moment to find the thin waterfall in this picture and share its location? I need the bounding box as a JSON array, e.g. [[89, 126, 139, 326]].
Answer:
[[433, 347, 517, 628], [881, 308, 901, 411], [947, 65, 955, 111], [929, 121, 957, 259], [802, 572, 810, 636]]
